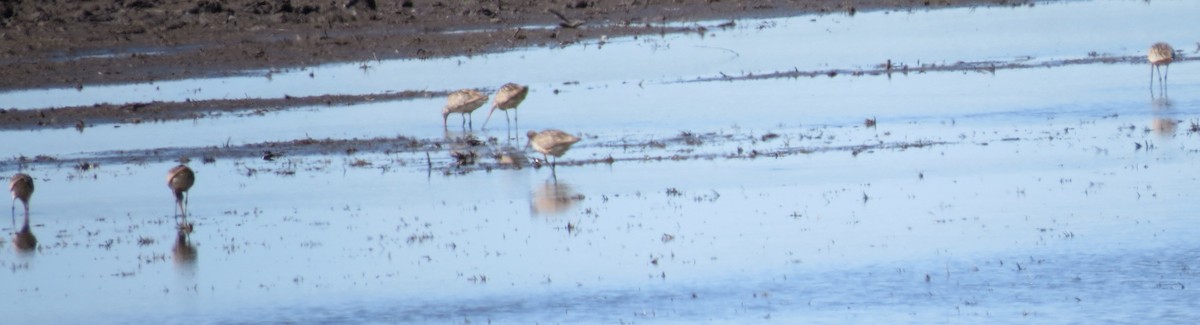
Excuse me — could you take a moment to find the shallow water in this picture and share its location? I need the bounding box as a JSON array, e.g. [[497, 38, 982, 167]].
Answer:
[[2, 1, 1200, 323]]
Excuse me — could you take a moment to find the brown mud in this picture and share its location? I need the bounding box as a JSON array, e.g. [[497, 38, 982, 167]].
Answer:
[[0, 0, 1029, 91], [0, 90, 449, 130]]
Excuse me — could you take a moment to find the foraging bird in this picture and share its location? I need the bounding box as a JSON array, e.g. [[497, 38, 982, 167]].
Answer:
[[483, 83, 529, 129], [1148, 42, 1175, 86], [9, 173, 33, 219], [443, 89, 488, 128], [527, 129, 581, 177], [167, 165, 195, 219]]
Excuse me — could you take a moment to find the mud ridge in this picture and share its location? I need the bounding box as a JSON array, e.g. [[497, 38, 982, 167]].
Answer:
[[0, 0, 1031, 91], [681, 54, 1196, 83], [0, 129, 951, 176]]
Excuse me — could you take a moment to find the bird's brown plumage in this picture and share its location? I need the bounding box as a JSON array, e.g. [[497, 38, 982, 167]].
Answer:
[[1148, 42, 1175, 66], [167, 165, 195, 218], [527, 129, 581, 159], [1148, 42, 1176, 90], [10, 173, 33, 217], [443, 89, 488, 128], [484, 83, 529, 129]]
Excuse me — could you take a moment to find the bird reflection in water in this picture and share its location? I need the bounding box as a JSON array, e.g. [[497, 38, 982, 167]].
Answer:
[[530, 181, 584, 216], [1151, 91, 1178, 138], [494, 145, 527, 170], [173, 222, 197, 271], [13, 215, 37, 254]]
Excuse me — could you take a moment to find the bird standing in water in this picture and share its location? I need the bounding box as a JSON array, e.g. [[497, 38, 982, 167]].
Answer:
[[483, 83, 529, 130], [527, 129, 581, 178], [1148, 42, 1175, 89], [10, 173, 33, 219], [443, 89, 488, 129], [167, 165, 195, 220]]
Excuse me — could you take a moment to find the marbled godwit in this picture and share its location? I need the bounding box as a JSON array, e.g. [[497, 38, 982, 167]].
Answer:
[[443, 89, 488, 128], [1148, 42, 1175, 86], [527, 129, 581, 177], [483, 83, 529, 129], [167, 165, 195, 219], [9, 173, 33, 218]]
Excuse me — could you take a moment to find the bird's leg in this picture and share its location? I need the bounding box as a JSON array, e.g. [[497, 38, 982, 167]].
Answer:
[[504, 110, 511, 130], [1150, 64, 1155, 93], [550, 157, 558, 182], [1164, 64, 1170, 85]]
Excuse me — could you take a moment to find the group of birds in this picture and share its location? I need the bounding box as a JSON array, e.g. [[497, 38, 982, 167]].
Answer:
[[443, 82, 582, 174], [7, 81, 582, 235], [9, 164, 195, 222], [7, 43, 1178, 242]]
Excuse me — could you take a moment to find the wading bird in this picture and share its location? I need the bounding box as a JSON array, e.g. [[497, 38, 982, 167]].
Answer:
[[10, 173, 33, 219], [443, 89, 488, 129], [483, 83, 529, 130], [167, 165, 195, 220], [527, 129, 581, 178], [1148, 42, 1175, 88]]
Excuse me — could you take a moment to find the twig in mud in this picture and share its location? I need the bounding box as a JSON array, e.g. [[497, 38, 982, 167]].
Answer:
[[547, 9, 585, 28], [694, 45, 740, 58]]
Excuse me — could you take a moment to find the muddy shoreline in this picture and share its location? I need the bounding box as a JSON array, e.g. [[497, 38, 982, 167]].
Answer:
[[0, 0, 1029, 91]]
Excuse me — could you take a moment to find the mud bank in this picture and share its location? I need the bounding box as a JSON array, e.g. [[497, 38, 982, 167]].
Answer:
[[0, 0, 1028, 90]]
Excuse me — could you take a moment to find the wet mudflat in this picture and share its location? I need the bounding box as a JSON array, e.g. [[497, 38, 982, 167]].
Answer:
[[2, 1, 1200, 323]]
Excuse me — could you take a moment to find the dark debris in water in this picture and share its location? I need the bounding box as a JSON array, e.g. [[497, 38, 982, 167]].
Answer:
[[0, 127, 950, 177], [681, 54, 1198, 83]]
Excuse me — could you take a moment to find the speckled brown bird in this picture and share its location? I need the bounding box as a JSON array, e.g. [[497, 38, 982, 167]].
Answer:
[[527, 129, 581, 176], [483, 83, 529, 129], [167, 165, 195, 219], [1148, 42, 1175, 85], [9, 173, 33, 218], [443, 89, 488, 128]]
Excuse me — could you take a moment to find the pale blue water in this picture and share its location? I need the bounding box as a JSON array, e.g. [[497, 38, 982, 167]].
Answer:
[[2, 1, 1199, 323]]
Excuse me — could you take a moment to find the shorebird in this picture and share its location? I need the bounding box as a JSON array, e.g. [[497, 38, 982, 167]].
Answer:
[[443, 89, 488, 128], [1148, 42, 1175, 87], [483, 83, 529, 129], [10, 173, 33, 219], [527, 129, 581, 177], [167, 165, 195, 219]]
